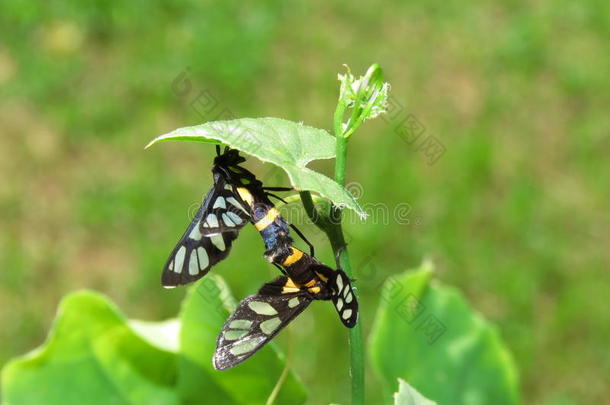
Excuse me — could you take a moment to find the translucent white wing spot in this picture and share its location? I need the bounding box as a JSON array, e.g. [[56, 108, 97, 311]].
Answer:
[[229, 336, 267, 356], [336, 298, 344, 311], [345, 292, 353, 303], [203, 214, 219, 228], [213, 197, 226, 210], [188, 251, 198, 275], [336, 273, 344, 292], [226, 197, 248, 214], [174, 246, 186, 273], [230, 319, 253, 329], [188, 222, 203, 241], [226, 211, 243, 225], [222, 213, 235, 227], [260, 317, 282, 335], [223, 319, 252, 341], [248, 301, 277, 316], [210, 234, 226, 251], [342, 309, 353, 320], [196, 247, 209, 270], [288, 297, 300, 308], [224, 329, 249, 341]]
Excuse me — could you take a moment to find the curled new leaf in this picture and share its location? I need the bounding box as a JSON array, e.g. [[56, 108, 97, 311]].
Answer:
[[337, 63, 389, 137]]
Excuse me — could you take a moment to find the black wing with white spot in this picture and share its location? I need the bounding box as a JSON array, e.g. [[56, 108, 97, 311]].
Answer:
[[328, 269, 359, 328], [312, 265, 358, 328], [161, 180, 244, 288], [213, 276, 312, 370], [199, 179, 251, 235]]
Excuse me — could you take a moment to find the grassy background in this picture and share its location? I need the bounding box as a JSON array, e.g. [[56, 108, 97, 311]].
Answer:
[[1, 0, 608, 403]]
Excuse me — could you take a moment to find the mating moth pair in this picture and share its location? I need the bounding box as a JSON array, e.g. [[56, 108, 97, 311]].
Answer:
[[160, 147, 358, 370]]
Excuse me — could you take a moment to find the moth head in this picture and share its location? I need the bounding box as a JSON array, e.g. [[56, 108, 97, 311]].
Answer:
[[213, 147, 246, 169]]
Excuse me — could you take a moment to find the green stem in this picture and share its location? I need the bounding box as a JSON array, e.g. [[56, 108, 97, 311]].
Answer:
[[334, 135, 348, 187], [299, 122, 364, 405], [331, 136, 364, 405]]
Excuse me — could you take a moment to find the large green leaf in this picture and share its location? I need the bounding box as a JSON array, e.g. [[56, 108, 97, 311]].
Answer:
[[1, 291, 180, 405], [178, 275, 307, 405], [394, 379, 437, 405], [369, 263, 520, 405], [146, 117, 365, 217], [2, 281, 308, 405]]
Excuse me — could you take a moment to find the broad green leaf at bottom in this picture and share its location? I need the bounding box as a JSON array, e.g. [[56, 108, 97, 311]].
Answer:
[[1, 291, 179, 405], [1, 279, 308, 405], [369, 263, 520, 405]]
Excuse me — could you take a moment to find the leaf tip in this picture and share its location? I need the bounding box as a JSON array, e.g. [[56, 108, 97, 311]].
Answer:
[[144, 138, 157, 149]]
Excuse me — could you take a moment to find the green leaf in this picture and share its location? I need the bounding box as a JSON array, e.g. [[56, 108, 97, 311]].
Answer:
[[394, 379, 437, 405], [369, 262, 520, 405], [129, 318, 180, 353], [1, 291, 180, 405], [146, 117, 365, 218], [178, 275, 307, 405], [2, 281, 309, 405]]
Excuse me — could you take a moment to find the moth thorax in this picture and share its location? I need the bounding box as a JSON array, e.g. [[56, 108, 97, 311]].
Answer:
[[263, 248, 287, 263], [263, 251, 276, 263]]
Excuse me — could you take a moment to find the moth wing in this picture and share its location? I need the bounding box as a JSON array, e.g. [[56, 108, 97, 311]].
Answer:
[[214, 276, 312, 370], [313, 265, 359, 328], [199, 177, 251, 235], [161, 183, 239, 288], [329, 269, 359, 328]]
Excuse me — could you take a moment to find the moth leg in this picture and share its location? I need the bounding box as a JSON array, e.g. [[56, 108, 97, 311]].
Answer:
[[272, 262, 287, 276], [290, 224, 315, 257], [263, 186, 293, 192], [265, 192, 288, 204]]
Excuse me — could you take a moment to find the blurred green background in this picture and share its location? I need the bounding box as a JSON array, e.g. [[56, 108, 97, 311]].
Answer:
[[1, 0, 608, 404]]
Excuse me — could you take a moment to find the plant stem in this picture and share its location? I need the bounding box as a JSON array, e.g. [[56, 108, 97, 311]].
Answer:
[[299, 133, 365, 405], [331, 135, 364, 405], [301, 63, 386, 404], [334, 135, 348, 187]]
